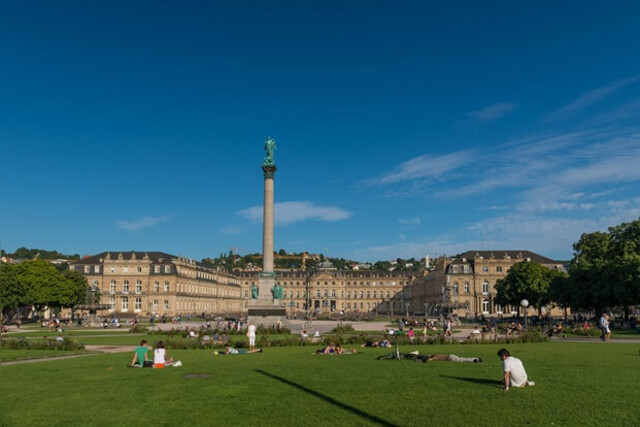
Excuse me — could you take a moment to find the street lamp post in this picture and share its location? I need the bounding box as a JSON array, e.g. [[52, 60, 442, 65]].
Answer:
[[405, 303, 409, 318], [520, 299, 529, 330]]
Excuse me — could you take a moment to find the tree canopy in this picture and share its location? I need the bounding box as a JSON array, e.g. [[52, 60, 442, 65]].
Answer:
[[495, 261, 565, 313], [0, 260, 89, 317]]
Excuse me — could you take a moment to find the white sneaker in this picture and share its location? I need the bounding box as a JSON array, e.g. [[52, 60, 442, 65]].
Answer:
[[527, 381, 535, 386], [173, 360, 182, 367]]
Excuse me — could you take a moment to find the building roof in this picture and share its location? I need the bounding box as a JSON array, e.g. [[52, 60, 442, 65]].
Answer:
[[73, 251, 177, 265], [454, 250, 562, 264]]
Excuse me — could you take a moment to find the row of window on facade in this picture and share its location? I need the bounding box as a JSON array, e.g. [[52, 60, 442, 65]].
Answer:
[[450, 281, 492, 294], [450, 265, 503, 274], [103, 280, 171, 294], [243, 289, 398, 299], [83, 265, 172, 274], [247, 281, 403, 287], [480, 300, 515, 314], [108, 296, 169, 311]]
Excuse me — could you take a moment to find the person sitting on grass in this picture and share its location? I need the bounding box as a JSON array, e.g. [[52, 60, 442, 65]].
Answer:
[[131, 340, 151, 367], [154, 341, 175, 368], [223, 344, 262, 355], [497, 348, 535, 391]]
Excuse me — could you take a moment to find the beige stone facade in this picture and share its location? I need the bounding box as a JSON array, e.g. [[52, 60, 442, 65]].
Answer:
[[71, 251, 243, 318], [237, 266, 413, 317], [411, 250, 567, 318]]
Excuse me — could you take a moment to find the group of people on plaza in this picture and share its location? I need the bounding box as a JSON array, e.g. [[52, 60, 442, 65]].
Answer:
[[127, 318, 539, 392]]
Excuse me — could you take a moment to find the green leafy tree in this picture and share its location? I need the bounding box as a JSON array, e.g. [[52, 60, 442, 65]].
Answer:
[[567, 231, 612, 316], [16, 260, 66, 315], [60, 270, 91, 308], [606, 219, 640, 317], [495, 261, 558, 314], [0, 262, 23, 317]]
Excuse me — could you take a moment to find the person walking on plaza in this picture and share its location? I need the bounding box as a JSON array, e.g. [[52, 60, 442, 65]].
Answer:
[[598, 313, 610, 342], [247, 322, 257, 350], [497, 348, 535, 391]]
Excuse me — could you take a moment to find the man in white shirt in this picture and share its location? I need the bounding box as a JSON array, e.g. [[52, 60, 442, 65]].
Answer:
[[247, 322, 257, 350], [498, 348, 535, 391]]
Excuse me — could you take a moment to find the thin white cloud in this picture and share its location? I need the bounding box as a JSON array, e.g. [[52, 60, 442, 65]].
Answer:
[[547, 76, 639, 121], [398, 217, 421, 227], [116, 215, 171, 231], [220, 224, 246, 235], [467, 102, 517, 122], [374, 149, 475, 185], [237, 201, 352, 225]]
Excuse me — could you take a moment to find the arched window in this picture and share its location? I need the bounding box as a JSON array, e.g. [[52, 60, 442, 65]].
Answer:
[[482, 281, 489, 294], [453, 282, 459, 294], [122, 296, 129, 311], [123, 280, 129, 294], [135, 280, 142, 294], [110, 281, 116, 294], [482, 298, 489, 313], [135, 297, 142, 310], [464, 282, 470, 294]]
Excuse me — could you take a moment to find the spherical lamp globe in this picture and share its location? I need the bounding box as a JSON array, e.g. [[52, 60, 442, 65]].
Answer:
[[520, 299, 529, 308]]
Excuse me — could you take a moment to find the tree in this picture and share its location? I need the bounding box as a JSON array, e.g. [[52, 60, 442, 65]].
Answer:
[[60, 270, 91, 308], [606, 219, 640, 317], [567, 231, 613, 316], [495, 261, 558, 314], [16, 260, 66, 315], [0, 262, 23, 318]]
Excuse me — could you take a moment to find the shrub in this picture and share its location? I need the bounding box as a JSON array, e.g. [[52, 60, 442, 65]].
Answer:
[[330, 323, 355, 334], [1, 337, 84, 351], [569, 326, 601, 337], [128, 325, 148, 333]]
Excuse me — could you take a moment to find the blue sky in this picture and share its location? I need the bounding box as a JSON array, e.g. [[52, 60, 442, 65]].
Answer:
[[1, 1, 640, 262]]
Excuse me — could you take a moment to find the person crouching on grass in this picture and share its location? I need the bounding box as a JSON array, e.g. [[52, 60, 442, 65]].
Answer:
[[498, 348, 535, 391]]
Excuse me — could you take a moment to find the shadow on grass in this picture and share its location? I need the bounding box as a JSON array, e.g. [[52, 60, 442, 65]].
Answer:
[[255, 369, 397, 427], [440, 375, 503, 388]]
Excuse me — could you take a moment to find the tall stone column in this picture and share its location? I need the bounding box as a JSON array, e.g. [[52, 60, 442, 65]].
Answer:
[[262, 165, 276, 275], [249, 137, 286, 324]]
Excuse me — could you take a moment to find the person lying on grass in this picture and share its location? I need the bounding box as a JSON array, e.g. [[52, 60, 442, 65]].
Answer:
[[360, 339, 391, 348], [316, 342, 336, 354], [377, 351, 481, 363], [223, 344, 262, 355]]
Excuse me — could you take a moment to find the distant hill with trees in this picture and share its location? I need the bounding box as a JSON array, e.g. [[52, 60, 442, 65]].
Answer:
[[201, 249, 424, 273], [1, 247, 80, 261]]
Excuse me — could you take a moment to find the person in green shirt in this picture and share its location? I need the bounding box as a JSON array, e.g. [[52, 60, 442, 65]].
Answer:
[[131, 340, 150, 367]]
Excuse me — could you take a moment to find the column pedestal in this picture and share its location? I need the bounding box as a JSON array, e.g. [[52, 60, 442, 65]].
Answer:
[[247, 276, 286, 326]]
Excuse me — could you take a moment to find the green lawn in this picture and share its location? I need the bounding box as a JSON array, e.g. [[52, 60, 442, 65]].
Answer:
[[0, 349, 93, 362], [1, 342, 638, 426]]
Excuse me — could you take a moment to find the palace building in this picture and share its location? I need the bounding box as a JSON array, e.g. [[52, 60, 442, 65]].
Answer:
[[236, 261, 414, 317], [71, 251, 243, 317], [411, 250, 567, 318]]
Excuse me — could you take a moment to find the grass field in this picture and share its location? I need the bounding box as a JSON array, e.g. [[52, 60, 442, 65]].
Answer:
[[0, 349, 93, 362], [1, 341, 638, 426]]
